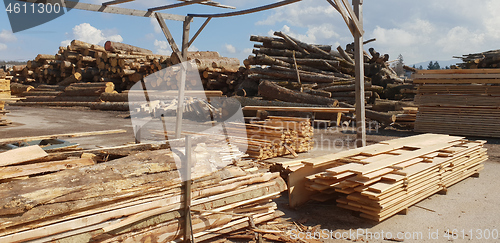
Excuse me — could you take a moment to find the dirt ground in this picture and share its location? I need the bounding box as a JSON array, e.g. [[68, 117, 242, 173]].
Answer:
[[2, 105, 500, 242]]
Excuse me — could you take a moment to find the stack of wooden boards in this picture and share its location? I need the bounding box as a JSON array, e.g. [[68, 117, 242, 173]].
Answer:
[[0, 144, 287, 242], [394, 107, 418, 128], [455, 49, 500, 69], [226, 116, 314, 160], [287, 134, 487, 222], [413, 69, 500, 137], [0, 76, 10, 125], [243, 32, 404, 103], [9, 39, 242, 95]]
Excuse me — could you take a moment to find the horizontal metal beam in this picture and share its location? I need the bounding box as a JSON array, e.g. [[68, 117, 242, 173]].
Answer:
[[16, 0, 188, 21], [188, 0, 301, 18], [102, 0, 135, 7]]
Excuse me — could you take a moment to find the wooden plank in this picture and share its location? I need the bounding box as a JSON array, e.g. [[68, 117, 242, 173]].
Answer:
[[0, 146, 48, 167], [413, 78, 500, 84], [417, 69, 500, 74], [18, 0, 187, 21], [101, 0, 134, 6], [0, 129, 126, 145], [188, 0, 302, 18], [349, 140, 463, 175], [0, 158, 94, 180], [288, 163, 333, 208], [243, 106, 354, 113], [413, 73, 500, 79]]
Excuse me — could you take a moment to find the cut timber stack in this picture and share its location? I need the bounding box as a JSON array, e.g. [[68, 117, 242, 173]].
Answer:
[[394, 107, 418, 128], [288, 134, 487, 222], [413, 69, 500, 137], [226, 116, 314, 160], [455, 49, 500, 69], [0, 144, 287, 242], [10, 39, 243, 96], [0, 77, 11, 125]]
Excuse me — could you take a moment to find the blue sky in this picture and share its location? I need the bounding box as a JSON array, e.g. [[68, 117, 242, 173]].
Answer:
[[1, 0, 500, 66]]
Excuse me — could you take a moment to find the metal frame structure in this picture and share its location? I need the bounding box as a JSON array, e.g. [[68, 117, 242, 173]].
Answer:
[[14, 0, 366, 241]]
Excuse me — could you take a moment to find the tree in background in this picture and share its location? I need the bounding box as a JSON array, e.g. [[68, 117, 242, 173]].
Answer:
[[433, 61, 441, 70], [394, 54, 405, 76], [427, 61, 434, 70], [427, 61, 441, 70]]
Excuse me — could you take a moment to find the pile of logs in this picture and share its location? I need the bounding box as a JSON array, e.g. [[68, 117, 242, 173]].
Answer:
[[455, 49, 500, 69], [9, 39, 243, 97], [241, 32, 407, 104], [0, 132, 287, 242], [0, 76, 10, 126], [413, 69, 500, 137], [287, 134, 486, 222], [226, 116, 314, 160]]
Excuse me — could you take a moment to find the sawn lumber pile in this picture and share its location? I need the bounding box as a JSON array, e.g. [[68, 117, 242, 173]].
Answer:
[[455, 49, 500, 69], [287, 133, 487, 222], [226, 116, 314, 161], [0, 77, 11, 126], [413, 69, 500, 137], [0, 135, 287, 242]]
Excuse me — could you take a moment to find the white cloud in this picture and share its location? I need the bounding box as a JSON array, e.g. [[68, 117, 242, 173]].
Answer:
[[0, 43, 7, 51], [188, 45, 199, 52], [150, 18, 162, 34], [224, 44, 236, 54], [154, 39, 172, 55], [256, 0, 500, 64], [0, 30, 17, 43], [61, 23, 123, 47]]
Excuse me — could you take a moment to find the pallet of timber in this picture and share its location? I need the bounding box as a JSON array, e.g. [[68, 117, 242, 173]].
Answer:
[[287, 133, 487, 222], [225, 116, 314, 161], [413, 69, 500, 137], [0, 141, 287, 242], [0, 78, 11, 125]]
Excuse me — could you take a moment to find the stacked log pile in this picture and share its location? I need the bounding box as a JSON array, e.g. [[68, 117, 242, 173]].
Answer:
[[242, 32, 407, 104], [10, 40, 243, 104], [287, 134, 486, 222], [413, 69, 500, 137], [0, 76, 10, 125], [0, 139, 287, 242], [226, 116, 314, 160], [455, 49, 500, 69]]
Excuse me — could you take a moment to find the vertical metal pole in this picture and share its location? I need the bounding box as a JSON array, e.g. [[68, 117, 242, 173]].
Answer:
[[353, 0, 366, 147], [175, 17, 192, 139], [184, 135, 193, 242]]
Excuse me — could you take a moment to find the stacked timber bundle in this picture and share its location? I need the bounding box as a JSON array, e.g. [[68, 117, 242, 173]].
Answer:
[[287, 134, 487, 222], [242, 32, 407, 103], [0, 141, 287, 242], [0, 77, 10, 125], [20, 82, 115, 103], [455, 49, 500, 69], [394, 107, 418, 128], [413, 69, 500, 137], [226, 116, 314, 160]]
